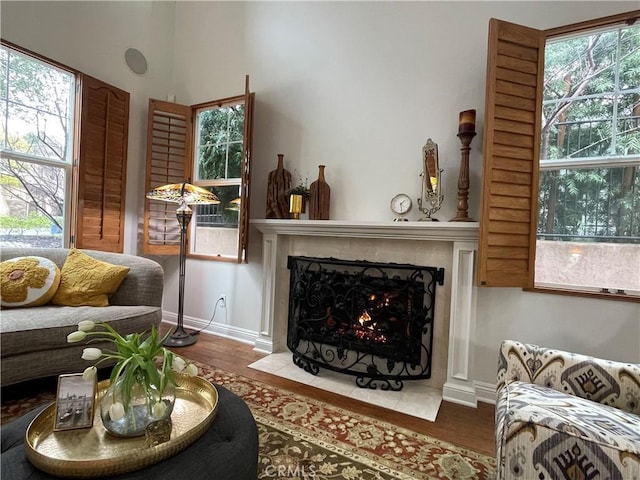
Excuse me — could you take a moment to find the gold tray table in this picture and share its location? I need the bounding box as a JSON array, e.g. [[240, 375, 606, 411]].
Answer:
[[26, 374, 219, 478]]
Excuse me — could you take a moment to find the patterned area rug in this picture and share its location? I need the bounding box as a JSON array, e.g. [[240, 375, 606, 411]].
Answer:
[[1, 362, 495, 480]]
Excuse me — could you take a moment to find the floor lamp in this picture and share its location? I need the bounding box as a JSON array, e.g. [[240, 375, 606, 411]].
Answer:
[[146, 182, 220, 347]]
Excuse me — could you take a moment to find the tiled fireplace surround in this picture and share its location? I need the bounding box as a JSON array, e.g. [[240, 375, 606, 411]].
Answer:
[[252, 219, 480, 407]]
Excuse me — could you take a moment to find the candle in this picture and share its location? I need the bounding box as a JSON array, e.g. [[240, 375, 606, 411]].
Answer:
[[458, 109, 476, 134]]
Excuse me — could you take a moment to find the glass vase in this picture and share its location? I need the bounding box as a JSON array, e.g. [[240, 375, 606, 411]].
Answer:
[[100, 372, 175, 437]]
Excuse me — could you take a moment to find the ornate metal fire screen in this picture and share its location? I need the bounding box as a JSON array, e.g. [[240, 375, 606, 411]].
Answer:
[[287, 256, 445, 391]]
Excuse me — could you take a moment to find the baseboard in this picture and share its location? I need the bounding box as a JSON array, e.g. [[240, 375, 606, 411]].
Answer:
[[253, 338, 274, 354], [475, 381, 497, 405], [442, 382, 477, 407], [442, 380, 497, 407], [163, 313, 499, 404], [161, 313, 257, 346]]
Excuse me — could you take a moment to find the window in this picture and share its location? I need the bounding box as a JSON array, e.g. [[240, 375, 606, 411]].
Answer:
[[1, 44, 74, 248], [478, 12, 640, 300], [192, 99, 245, 258], [0, 41, 130, 252], [143, 81, 254, 263], [537, 23, 639, 295]]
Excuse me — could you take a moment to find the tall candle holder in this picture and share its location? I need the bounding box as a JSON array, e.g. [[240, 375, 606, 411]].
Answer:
[[452, 110, 476, 222]]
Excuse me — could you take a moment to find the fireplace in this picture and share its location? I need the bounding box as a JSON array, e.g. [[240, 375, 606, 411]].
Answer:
[[253, 219, 481, 407], [287, 256, 445, 390]]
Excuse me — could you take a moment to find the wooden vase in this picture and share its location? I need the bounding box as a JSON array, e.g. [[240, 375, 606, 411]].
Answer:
[[265, 154, 292, 219], [309, 165, 330, 220]]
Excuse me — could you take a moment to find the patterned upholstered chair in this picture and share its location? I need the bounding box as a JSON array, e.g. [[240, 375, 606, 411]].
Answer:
[[496, 340, 640, 480]]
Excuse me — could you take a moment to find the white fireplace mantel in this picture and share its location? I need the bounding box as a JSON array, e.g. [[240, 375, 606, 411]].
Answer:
[[252, 219, 481, 407], [252, 219, 479, 241]]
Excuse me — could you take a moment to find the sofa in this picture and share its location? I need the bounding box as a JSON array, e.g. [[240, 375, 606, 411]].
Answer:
[[1, 247, 164, 387], [495, 340, 640, 480]]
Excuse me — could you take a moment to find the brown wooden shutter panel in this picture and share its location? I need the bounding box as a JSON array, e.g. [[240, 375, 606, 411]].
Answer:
[[237, 87, 255, 263], [75, 75, 129, 253], [142, 99, 193, 255], [477, 19, 545, 287]]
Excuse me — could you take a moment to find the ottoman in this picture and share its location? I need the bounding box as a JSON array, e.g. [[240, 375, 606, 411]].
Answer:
[[1, 385, 258, 480]]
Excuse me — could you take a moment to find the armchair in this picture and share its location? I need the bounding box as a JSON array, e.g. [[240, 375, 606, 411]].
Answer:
[[495, 340, 640, 480]]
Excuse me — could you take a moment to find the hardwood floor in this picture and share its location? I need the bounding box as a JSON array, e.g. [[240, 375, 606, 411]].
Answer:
[[172, 327, 497, 457]]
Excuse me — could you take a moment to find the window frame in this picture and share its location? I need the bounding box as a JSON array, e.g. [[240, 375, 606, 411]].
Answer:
[[477, 11, 640, 303], [190, 95, 245, 261], [143, 81, 254, 263], [0, 40, 129, 253]]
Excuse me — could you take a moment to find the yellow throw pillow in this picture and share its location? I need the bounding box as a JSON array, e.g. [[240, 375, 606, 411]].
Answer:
[[0, 256, 61, 308], [51, 249, 130, 307]]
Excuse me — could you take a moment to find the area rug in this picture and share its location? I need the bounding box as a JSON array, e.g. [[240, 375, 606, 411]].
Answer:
[[1, 361, 495, 480]]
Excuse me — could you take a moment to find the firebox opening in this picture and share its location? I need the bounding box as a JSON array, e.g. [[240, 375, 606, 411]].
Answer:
[[305, 272, 425, 364], [287, 256, 444, 390]]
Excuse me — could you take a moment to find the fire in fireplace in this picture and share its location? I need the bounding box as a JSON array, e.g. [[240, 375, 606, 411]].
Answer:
[[287, 256, 444, 390]]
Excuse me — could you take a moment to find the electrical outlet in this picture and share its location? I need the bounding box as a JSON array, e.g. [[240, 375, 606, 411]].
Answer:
[[219, 294, 226, 308]]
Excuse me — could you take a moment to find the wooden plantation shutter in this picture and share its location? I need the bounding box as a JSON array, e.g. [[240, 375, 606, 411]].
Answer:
[[237, 81, 255, 262], [143, 99, 193, 255], [74, 74, 129, 252], [477, 19, 545, 287]]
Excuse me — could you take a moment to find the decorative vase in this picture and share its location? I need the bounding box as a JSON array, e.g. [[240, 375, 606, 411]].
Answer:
[[309, 165, 331, 220], [266, 154, 292, 219], [100, 373, 175, 438], [289, 194, 303, 220]]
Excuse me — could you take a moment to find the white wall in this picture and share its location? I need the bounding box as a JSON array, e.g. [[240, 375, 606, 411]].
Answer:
[[0, 0, 176, 254], [170, 1, 639, 383], [3, 1, 638, 394]]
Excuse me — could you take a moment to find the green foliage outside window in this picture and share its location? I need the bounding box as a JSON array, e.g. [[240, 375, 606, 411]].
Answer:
[[539, 167, 639, 239], [0, 213, 54, 234], [194, 103, 245, 229], [539, 23, 640, 242], [197, 105, 244, 181]]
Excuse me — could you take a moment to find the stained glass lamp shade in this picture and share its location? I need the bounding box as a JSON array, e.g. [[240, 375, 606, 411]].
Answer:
[[146, 182, 220, 347]]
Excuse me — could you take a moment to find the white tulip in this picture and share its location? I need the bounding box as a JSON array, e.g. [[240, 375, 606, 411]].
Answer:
[[185, 363, 198, 376], [77, 320, 96, 332], [172, 356, 186, 372], [67, 331, 86, 343], [109, 402, 125, 421], [153, 401, 167, 419], [82, 347, 102, 361], [82, 366, 97, 382]]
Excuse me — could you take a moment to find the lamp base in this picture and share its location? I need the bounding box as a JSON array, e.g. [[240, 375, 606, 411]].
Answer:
[[163, 328, 197, 347]]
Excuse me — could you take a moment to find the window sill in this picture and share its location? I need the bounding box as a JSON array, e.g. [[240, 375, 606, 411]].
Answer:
[[523, 286, 640, 303]]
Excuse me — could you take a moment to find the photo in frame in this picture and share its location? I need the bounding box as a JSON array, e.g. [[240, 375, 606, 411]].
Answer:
[[54, 373, 96, 431]]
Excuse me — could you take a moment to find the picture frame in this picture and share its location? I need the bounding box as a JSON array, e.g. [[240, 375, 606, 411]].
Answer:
[[54, 373, 96, 431]]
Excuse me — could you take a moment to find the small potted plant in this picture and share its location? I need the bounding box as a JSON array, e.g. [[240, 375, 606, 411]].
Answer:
[[288, 171, 310, 219]]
